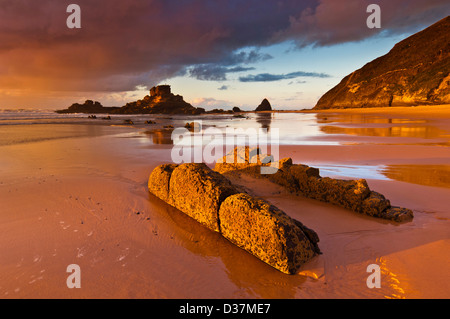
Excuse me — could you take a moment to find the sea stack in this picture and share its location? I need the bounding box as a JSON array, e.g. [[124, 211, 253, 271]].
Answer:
[[255, 98, 272, 111]]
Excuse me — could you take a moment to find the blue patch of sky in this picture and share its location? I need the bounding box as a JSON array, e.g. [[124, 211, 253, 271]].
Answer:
[[169, 31, 416, 110]]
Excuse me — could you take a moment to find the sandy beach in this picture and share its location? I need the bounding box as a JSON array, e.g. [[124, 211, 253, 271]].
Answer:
[[0, 106, 449, 299]]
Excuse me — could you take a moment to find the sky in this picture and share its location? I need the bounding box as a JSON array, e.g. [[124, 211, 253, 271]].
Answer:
[[0, 0, 449, 110]]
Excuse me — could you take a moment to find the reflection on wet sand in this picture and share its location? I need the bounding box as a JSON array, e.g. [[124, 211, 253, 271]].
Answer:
[[381, 164, 450, 189], [320, 125, 445, 139], [316, 113, 449, 142], [315, 163, 450, 189], [144, 129, 174, 144], [316, 113, 429, 125], [256, 113, 272, 131]]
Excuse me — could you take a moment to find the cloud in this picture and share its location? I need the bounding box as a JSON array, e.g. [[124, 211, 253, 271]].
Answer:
[[219, 50, 273, 66], [288, 80, 307, 85], [0, 0, 448, 99], [187, 65, 255, 81], [191, 97, 233, 109], [0, 0, 306, 94], [276, 0, 450, 47], [184, 49, 272, 81], [218, 85, 229, 91], [239, 71, 330, 82]]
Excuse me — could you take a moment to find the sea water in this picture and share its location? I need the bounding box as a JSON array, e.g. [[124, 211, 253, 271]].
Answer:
[[1, 108, 448, 185]]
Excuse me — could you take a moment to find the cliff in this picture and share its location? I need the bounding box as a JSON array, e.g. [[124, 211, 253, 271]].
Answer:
[[314, 16, 450, 109]]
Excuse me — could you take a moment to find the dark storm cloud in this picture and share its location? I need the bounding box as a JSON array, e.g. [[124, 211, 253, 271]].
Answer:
[[0, 0, 448, 92], [187, 65, 255, 81], [184, 49, 271, 81], [277, 0, 450, 47], [219, 50, 274, 66], [239, 71, 330, 82]]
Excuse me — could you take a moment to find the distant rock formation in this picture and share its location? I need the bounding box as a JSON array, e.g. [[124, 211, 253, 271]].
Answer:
[[148, 162, 320, 274], [120, 85, 204, 115], [314, 16, 450, 109], [56, 85, 205, 115], [255, 98, 272, 111], [150, 85, 171, 97], [215, 147, 414, 222], [56, 100, 120, 114]]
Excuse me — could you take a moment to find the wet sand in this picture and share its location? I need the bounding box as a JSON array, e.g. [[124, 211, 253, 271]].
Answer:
[[0, 106, 449, 299]]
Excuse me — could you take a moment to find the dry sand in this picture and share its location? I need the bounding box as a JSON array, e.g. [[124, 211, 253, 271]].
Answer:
[[0, 106, 449, 299]]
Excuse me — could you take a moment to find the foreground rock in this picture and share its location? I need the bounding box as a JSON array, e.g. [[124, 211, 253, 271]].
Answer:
[[148, 162, 320, 274], [215, 146, 273, 175], [168, 163, 238, 232], [314, 16, 450, 109], [274, 163, 414, 221], [215, 147, 414, 222], [219, 193, 319, 274], [148, 164, 178, 203]]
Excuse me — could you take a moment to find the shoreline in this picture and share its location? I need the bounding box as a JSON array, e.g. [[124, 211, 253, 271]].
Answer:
[[250, 104, 450, 116]]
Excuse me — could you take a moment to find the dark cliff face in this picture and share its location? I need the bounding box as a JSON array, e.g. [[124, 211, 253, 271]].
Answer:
[[314, 16, 450, 110]]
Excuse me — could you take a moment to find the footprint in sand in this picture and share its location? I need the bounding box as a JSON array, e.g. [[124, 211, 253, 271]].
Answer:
[[117, 248, 130, 262], [33, 255, 42, 263], [76, 247, 87, 258], [59, 221, 71, 230], [28, 273, 44, 285], [16, 258, 24, 268]]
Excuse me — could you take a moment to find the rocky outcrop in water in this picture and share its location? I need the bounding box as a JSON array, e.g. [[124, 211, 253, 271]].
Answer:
[[55, 100, 120, 114], [148, 162, 320, 274], [120, 85, 203, 115], [56, 85, 205, 115], [314, 16, 450, 109]]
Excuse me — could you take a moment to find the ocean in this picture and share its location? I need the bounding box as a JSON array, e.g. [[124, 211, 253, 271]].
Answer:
[[1, 108, 448, 184], [0, 108, 335, 147]]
